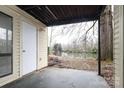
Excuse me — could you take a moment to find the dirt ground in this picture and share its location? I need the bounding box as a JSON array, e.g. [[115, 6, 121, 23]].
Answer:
[[48, 55, 115, 88]]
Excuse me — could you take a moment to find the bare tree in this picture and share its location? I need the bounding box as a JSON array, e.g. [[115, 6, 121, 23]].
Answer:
[[49, 19, 98, 59]]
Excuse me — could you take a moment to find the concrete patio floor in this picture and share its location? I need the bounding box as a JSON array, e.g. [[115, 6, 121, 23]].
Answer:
[[2, 67, 109, 88]]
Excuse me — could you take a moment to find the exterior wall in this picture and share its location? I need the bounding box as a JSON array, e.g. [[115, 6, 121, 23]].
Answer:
[[114, 5, 124, 87], [0, 6, 48, 86], [37, 28, 48, 69]]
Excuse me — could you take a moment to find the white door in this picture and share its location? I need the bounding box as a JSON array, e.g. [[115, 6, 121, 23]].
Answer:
[[22, 22, 37, 75]]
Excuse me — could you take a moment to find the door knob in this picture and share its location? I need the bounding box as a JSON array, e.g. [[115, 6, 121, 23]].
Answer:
[[22, 50, 26, 52]]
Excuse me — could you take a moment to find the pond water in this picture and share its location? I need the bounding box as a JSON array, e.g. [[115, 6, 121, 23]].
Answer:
[[62, 52, 97, 59]]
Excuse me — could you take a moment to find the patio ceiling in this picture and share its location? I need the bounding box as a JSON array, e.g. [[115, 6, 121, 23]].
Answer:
[[17, 5, 106, 26]]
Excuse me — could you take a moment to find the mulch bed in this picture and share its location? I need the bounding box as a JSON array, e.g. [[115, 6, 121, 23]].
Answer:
[[101, 61, 115, 88]]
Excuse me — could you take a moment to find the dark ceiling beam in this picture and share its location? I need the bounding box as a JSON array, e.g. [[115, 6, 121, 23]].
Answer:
[[47, 14, 98, 26], [17, 5, 106, 26], [38, 6, 56, 22], [45, 6, 58, 20], [23, 6, 38, 10], [29, 10, 47, 25]]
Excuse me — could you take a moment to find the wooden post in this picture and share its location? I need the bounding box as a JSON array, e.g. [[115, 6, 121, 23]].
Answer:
[[98, 18, 101, 75]]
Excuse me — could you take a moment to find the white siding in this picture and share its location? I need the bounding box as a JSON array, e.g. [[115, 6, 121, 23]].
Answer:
[[114, 5, 124, 87], [37, 28, 48, 69], [0, 6, 21, 86], [0, 6, 48, 86]]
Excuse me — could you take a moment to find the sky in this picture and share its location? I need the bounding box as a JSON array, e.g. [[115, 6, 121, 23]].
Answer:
[[48, 21, 98, 47]]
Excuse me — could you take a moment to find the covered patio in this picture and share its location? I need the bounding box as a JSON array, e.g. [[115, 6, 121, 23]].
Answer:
[[17, 5, 106, 75], [0, 5, 107, 88], [2, 67, 109, 88]]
